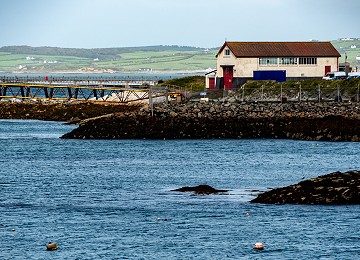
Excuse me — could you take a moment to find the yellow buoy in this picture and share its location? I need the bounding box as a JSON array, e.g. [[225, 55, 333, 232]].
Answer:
[[46, 242, 58, 251]]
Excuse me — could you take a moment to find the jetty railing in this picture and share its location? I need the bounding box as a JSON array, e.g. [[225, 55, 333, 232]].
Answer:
[[0, 79, 169, 104], [1, 78, 359, 104]]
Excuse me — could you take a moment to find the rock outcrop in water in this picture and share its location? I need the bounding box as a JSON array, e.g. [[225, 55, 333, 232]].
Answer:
[[171, 185, 229, 195], [61, 102, 360, 141], [250, 170, 360, 205]]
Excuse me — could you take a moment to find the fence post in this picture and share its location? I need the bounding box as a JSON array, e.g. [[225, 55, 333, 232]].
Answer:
[[261, 84, 264, 101], [357, 83, 359, 103], [242, 85, 245, 102], [165, 86, 168, 105], [280, 84, 283, 103], [149, 87, 153, 116], [318, 85, 321, 102], [299, 84, 302, 102]]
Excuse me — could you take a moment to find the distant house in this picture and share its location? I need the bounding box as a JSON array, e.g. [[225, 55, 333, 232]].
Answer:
[[205, 69, 216, 89], [215, 41, 341, 89]]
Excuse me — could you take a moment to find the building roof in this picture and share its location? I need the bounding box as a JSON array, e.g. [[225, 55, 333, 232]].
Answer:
[[216, 42, 341, 58]]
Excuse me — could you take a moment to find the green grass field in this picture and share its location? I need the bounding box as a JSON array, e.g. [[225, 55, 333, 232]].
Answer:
[[0, 39, 359, 73], [332, 39, 360, 68], [95, 49, 217, 71], [0, 48, 218, 73]]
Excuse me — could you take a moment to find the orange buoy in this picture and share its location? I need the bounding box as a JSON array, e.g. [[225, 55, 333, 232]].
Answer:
[[46, 242, 58, 251], [254, 242, 264, 250]]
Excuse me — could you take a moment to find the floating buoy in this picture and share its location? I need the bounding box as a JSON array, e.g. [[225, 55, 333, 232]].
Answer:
[[156, 217, 161, 221], [46, 242, 58, 251], [254, 242, 264, 250], [246, 212, 251, 216]]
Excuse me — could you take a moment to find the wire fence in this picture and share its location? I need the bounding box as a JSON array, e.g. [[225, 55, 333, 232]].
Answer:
[[189, 84, 360, 103], [1, 79, 360, 104]]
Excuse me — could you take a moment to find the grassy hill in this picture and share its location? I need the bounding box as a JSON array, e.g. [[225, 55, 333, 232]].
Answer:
[[331, 38, 360, 67], [0, 45, 217, 73], [0, 39, 359, 73]]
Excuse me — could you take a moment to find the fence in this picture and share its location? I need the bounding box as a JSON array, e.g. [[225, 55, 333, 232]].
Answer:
[[190, 83, 360, 103], [2, 78, 360, 104]]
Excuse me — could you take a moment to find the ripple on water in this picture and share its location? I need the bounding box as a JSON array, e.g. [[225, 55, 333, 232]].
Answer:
[[0, 120, 359, 259]]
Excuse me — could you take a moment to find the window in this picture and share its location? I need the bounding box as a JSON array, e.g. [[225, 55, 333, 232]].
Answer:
[[299, 57, 317, 65], [259, 57, 278, 65], [279, 57, 297, 65], [259, 57, 317, 66], [224, 49, 231, 56]]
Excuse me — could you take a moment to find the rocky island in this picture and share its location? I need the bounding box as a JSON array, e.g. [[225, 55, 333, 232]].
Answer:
[[250, 170, 360, 204], [1, 99, 359, 142], [60, 102, 360, 141]]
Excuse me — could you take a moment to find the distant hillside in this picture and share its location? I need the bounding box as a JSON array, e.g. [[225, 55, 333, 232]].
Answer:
[[0, 39, 359, 73], [331, 38, 360, 68], [0, 45, 203, 61], [0, 45, 216, 73]]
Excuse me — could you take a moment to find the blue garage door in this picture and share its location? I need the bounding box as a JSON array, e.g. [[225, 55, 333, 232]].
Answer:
[[253, 70, 286, 82]]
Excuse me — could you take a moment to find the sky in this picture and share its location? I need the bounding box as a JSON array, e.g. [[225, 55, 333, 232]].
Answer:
[[0, 0, 359, 49]]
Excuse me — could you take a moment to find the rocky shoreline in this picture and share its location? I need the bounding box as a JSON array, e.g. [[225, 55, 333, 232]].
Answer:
[[61, 102, 360, 141], [1, 100, 359, 141], [0, 101, 140, 122], [250, 170, 360, 204]]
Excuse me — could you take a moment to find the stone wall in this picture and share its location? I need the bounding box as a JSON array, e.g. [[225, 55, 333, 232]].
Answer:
[[61, 101, 360, 141]]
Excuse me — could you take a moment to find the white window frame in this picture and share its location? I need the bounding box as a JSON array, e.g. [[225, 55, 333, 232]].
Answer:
[[259, 57, 278, 66], [279, 57, 297, 65], [299, 57, 317, 65]]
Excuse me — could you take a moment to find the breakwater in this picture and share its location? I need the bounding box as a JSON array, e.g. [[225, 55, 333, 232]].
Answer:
[[61, 102, 360, 141]]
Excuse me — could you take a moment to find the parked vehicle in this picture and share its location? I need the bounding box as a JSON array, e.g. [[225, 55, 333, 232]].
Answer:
[[322, 71, 347, 80], [347, 72, 360, 79]]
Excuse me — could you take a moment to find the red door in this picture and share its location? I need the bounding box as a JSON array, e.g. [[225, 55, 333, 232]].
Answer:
[[325, 66, 331, 75], [208, 77, 215, 89], [223, 66, 233, 89]]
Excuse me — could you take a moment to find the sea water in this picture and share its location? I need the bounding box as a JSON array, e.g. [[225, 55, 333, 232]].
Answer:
[[0, 120, 359, 259]]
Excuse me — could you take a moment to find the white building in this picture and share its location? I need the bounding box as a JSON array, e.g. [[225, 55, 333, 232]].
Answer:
[[215, 41, 341, 89]]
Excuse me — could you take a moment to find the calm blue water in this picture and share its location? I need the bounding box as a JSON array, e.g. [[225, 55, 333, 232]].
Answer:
[[0, 120, 359, 259]]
